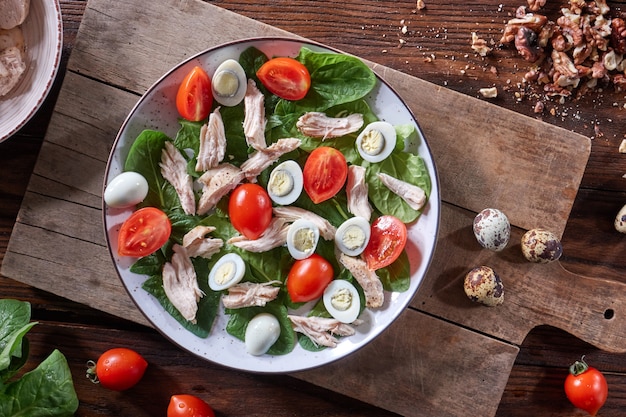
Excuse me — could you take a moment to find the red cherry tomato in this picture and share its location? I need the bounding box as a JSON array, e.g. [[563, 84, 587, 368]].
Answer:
[[167, 394, 215, 417], [228, 183, 273, 240], [287, 254, 334, 303], [256, 57, 311, 101], [117, 207, 171, 257], [363, 215, 407, 270], [176, 65, 213, 121], [302, 146, 348, 204], [86, 348, 148, 391], [565, 357, 608, 416]]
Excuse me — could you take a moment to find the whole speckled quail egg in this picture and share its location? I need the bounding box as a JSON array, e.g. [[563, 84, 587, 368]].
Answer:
[[614, 204, 626, 233], [520, 228, 563, 263], [473, 208, 510, 251], [463, 266, 504, 307]]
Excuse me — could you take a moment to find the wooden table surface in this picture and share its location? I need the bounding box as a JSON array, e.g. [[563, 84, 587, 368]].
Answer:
[[2, 0, 626, 415]]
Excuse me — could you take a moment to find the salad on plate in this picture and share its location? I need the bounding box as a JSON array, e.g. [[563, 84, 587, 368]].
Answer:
[[104, 39, 438, 371]]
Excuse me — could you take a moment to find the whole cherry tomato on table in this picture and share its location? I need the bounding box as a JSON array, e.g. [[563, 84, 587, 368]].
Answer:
[[176, 65, 213, 121], [228, 183, 273, 240], [302, 146, 348, 204], [286, 253, 334, 303], [167, 394, 215, 417], [564, 356, 608, 416], [256, 57, 311, 101], [86, 347, 148, 391], [117, 206, 171, 257]]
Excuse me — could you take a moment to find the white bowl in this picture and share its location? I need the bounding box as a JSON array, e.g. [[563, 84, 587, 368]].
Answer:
[[104, 38, 441, 373], [0, 0, 63, 142]]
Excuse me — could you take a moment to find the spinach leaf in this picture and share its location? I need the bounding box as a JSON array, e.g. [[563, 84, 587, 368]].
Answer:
[[0, 300, 78, 416], [365, 126, 432, 223], [125, 130, 180, 211], [0, 349, 78, 417], [296, 47, 377, 110]]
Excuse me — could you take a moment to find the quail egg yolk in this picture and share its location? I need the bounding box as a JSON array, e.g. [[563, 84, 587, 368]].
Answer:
[[293, 227, 316, 252], [213, 69, 239, 98], [268, 169, 294, 197], [360, 129, 385, 156], [330, 287, 353, 311], [340, 224, 366, 251], [213, 261, 236, 286]]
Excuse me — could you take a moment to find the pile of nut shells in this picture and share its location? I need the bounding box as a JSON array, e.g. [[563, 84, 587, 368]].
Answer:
[[464, 208, 563, 307]]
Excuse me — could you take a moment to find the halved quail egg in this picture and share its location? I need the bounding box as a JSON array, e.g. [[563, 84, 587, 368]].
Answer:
[[356, 121, 397, 163], [211, 59, 247, 107], [334, 217, 371, 256], [286, 219, 319, 260], [208, 253, 245, 291], [323, 280, 361, 323], [267, 160, 304, 205], [245, 313, 281, 356]]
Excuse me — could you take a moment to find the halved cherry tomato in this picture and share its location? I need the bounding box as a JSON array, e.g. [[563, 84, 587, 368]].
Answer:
[[256, 57, 311, 101], [176, 65, 213, 121], [117, 207, 171, 257], [86, 348, 148, 391], [287, 254, 334, 303], [565, 357, 608, 416], [228, 183, 273, 240], [167, 394, 215, 417], [302, 146, 348, 204], [363, 215, 407, 270]]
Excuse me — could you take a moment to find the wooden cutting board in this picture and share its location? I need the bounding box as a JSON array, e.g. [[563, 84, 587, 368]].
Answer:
[[3, 0, 625, 416]]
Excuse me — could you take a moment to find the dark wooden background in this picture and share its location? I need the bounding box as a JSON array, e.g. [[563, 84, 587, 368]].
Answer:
[[1, 0, 625, 415]]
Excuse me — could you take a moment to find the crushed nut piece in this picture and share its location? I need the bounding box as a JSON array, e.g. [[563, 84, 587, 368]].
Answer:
[[479, 87, 498, 98], [416, 0, 425, 10], [619, 139, 626, 153], [471, 32, 493, 56]]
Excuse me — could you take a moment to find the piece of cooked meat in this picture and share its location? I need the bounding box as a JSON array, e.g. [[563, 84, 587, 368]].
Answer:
[[378, 172, 427, 210], [288, 315, 356, 348], [221, 281, 281, 309], [196, 163, 245, 215], [242, 79, 267, 151], [338, 253, 384, 308], [159, 141, 196, 215], [227, 217, 290, 252], [346, 165, 372, 221], [195, 107, 227, 172], [182, 225, 224, 259], [296, 112, 364, 140], [162, 244, 204, 323], [0, 0, 30, 30], [272, 206, 336, 241], [240, 138, 301, 182]]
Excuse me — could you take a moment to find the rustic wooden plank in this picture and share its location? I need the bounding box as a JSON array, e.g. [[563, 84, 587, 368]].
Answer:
[[414, 204, 626, 353], [297, 309, 519, 417]]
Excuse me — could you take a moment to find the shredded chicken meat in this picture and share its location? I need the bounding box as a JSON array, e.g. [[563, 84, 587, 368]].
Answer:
[[221, 281, 281, 309], [288, 315, 356, 348], [160, 141, 196, 215], [378, 172, 426, 211], [195, 107, 227, 172], [227, 217, 290, 252], [162, 244, 204, 323], [240, 138, 301, 182], [242, 79, 267, 151], [338, 253, 384, 308], [346, 165, 373, 221], [273, 206, 336, 240], [197, 163, 245, 215], [182, 225, 224, 259], [296, 112, 364, 139]]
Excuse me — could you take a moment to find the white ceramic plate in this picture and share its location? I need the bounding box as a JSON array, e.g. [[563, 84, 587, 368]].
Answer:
[[0, 0, 63, 142], [104, 38, 440, 373]]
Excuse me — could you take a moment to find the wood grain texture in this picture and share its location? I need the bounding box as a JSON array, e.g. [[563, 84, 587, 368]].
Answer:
[[1, 0, 626, 416]]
